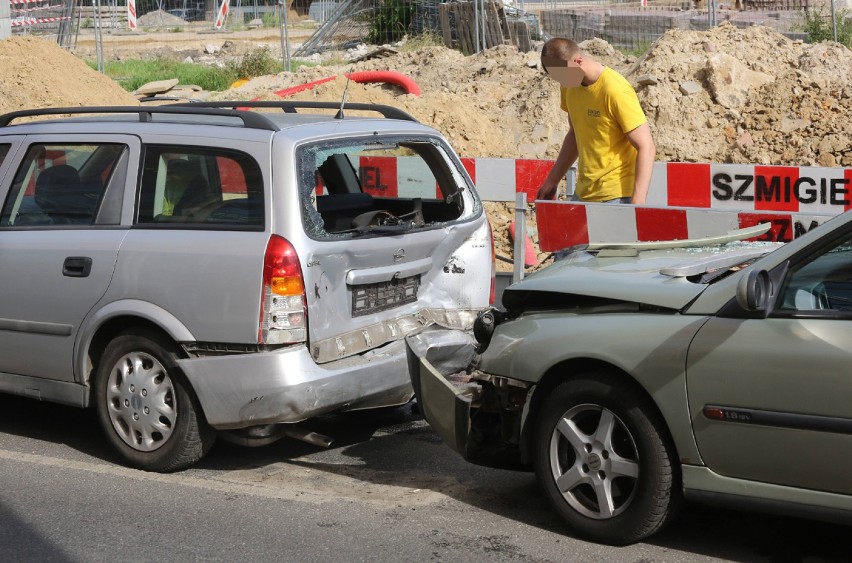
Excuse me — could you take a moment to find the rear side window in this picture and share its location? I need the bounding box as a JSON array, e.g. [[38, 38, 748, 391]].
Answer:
[[0, 143, 123, 227], [0, 144, 10, 167], [298, 136, 475, 238], [137, 145, 264, 228]]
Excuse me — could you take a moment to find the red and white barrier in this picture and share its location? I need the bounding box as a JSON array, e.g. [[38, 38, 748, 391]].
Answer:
[[214, 0, 230, 29], [127, 0, 137, 30], [314, 156, 553, 200], [337, 155, 852, 211], [645, 162, 852, 215], [459, 158, 852, 216], [311, 154, 850, 250], [10, 15, 69, 26], [456, 158, 850, 251], [535, 202, 835, 250], [458, 157, 552, 202]]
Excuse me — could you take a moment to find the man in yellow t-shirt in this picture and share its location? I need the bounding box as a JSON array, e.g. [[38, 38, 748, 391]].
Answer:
[[536, 38, 656, 205]]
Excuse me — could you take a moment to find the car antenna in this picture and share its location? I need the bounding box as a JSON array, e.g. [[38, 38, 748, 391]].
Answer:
[[335, 68, 354, 120]]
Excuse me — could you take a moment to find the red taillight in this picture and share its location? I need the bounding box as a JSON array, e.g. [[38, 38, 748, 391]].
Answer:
[[259, 235, 307, 345], [487, 220, 496, 305], [263, 235, 304, 295]]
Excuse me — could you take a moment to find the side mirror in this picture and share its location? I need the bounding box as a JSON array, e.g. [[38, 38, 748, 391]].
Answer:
[[736, 269, 771, 312]]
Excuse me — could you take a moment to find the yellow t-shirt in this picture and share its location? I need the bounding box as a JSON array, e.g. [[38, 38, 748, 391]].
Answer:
[[561, 67, 647, 202]]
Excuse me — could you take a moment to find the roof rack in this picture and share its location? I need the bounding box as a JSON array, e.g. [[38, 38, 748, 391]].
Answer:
[[0, 106, 281, 130], [0, 102, 419, 129], [170, 101, 419, 123]]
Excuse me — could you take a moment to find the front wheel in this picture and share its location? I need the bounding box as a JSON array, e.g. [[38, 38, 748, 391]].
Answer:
[[533, 372, 680, 545], [94, 330, 215, 472]]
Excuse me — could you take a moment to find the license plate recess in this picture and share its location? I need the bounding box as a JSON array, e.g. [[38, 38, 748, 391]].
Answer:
[[351, 275, 420, 317]]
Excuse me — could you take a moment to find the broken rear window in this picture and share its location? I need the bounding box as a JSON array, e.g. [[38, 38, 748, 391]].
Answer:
[[298, 136, 477, 239]]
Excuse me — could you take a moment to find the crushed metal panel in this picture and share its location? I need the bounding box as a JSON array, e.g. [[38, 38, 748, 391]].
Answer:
[[312, 308, 480, 363]]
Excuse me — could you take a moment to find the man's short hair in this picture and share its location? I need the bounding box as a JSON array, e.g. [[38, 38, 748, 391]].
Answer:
[[541, 38, 581, 71]]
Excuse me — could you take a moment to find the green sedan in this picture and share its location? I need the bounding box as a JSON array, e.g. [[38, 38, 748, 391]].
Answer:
[[406, 210, 852, 545]]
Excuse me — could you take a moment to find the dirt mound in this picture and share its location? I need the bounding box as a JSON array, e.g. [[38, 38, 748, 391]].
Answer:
[[137, 9, 188, 29], [217, 40, 634, 160], [0, 36, 139, 115], [222, 24, 852, 168], [630, 22, 852, 167]]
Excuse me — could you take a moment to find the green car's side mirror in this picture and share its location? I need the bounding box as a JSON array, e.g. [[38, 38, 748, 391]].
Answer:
[[736, 268, 772, 312]]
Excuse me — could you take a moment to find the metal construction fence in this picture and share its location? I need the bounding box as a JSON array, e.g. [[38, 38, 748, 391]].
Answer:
[[8, 0, 850, 55], [293, 0, 847, 54], [532, 0, 831, 50]]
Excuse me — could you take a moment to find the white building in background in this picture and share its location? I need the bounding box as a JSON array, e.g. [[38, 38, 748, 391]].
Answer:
[[1, 0, 11, 39]]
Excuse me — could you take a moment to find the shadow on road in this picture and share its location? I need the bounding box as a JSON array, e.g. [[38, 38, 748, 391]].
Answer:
[[2, 393, 851, 561], [0, 504, 73, 561], [0, 393, 119, 463]]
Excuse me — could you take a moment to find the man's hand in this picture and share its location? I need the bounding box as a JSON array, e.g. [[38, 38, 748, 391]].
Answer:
[[630, 192, 646, 205], [537, 180, 559, 200]]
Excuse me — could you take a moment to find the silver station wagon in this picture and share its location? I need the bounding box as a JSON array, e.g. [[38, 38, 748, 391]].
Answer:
[[0, 102, 493, 471], [408, 209, 852, 545]]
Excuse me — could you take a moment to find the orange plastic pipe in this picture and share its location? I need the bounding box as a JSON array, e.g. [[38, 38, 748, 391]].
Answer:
[[270, 70, 421, 98]]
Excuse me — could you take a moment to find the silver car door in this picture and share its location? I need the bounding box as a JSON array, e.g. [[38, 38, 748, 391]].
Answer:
[[0, 136, 139, 382], [687, 227, 852, 494]]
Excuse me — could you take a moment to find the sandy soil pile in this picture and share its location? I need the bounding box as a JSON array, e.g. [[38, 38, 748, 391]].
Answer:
[[4, 26, 851, 269], [219, 24, 852, 168], [629, 23, 852, 167], [137, 9, 188, 29], [0, 36, 138, 114], [216, 39, 632, 160]]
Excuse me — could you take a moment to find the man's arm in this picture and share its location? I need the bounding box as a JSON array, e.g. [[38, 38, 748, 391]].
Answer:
[[537, 129, 578, 200], [625, 122, 655, 205]]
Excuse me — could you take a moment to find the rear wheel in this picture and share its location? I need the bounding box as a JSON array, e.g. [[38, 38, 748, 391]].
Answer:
[[533, 372, 679, 545], [94, 330, 215, 472]]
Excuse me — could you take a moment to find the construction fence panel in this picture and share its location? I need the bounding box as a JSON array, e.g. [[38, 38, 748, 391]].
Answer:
[[528, 0, 844, 51], [294, 0, 542, 55], [11, 0, 77, 46], [12, 0, 849, 62], [294, 0, 845, 56]]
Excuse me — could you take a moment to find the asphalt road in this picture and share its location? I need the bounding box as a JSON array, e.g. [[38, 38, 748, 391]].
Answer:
[[0, 393, 849, 563]]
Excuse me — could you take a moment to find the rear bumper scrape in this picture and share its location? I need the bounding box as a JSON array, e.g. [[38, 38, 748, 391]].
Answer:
[[178, 340, 413, 430]]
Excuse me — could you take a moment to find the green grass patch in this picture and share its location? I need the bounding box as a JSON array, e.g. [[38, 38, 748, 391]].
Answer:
[[91, 48, 317, 93], [616, 40, 652, 58], [91, 58, 239, 92], [800, 8, 852, 48], [400, 32, 444, 52]]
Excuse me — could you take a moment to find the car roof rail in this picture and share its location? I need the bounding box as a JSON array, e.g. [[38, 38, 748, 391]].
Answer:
[[172, 101, 420, 123], [0, 105, 281, 131]]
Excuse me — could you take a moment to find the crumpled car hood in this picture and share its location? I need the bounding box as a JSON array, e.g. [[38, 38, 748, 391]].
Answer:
[[504, 245, 773, 311]]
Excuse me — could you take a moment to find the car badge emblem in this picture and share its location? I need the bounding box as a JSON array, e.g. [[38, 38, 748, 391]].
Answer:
[[393, 248, 405, 263]]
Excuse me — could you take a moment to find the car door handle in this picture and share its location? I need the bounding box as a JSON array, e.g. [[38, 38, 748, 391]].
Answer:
[[63, 256, 93, 278]]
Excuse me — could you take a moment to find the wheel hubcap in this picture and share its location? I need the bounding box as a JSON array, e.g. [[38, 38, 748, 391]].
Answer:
[[106, 351, 176, 452], [549, 404, 639, 520]]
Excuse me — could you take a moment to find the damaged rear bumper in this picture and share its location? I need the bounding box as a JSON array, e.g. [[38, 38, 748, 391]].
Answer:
[[178, 339, 414, 430], [405, 328, 531, 469]]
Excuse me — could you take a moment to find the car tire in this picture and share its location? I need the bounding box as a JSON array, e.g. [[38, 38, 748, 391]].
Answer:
[[94, 330, 215, 472], [533, 371, 679, 545]]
